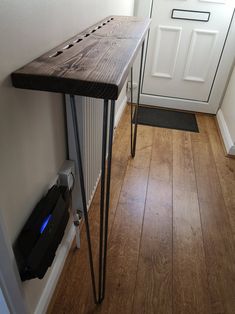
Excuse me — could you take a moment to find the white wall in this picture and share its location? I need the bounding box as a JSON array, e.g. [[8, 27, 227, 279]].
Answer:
[[220, 64, 235, 142], [0, 0, 134, 313], [217, 63, 235, 155], [134, 0, 152, 17]]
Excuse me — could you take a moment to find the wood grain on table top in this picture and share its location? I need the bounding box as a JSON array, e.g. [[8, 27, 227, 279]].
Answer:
[[11, 16, 150, 100]]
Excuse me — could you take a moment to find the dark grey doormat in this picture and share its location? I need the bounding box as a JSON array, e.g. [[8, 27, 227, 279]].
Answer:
[[134, 106, 199, 133]]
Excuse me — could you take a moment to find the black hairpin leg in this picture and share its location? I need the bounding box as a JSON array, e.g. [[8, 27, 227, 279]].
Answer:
[[98, 100, 109, 302], [131, 41, 145, 158], [100, 100, 115, 302], [70, 95, 115, 305], [70, 44, 143, 303], [70, 94, 98, 305], [98, 99, 115, 303]]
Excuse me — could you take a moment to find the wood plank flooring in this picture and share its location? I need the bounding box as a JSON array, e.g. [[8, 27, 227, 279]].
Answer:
[[48, 107, 235, 314]]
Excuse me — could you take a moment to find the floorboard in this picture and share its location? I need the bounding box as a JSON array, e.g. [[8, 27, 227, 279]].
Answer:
[[205, 116, 235, 239], [132, 127, 173, 314], [173, 130, 211, 314], [191, 115, 235, 314], [48, 107, 235, 314], [92, 124, 154, 314]]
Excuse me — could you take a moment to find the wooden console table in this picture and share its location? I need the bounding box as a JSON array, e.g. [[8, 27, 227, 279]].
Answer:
[[11, 15, 151, 304]]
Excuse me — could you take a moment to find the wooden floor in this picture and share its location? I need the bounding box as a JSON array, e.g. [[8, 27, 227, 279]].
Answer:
[[48, 106, 235, 314]]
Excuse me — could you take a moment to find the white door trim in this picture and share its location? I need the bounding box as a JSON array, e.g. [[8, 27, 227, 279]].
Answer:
[[208, 8, 235, 113], [135, 1, 235, 114]]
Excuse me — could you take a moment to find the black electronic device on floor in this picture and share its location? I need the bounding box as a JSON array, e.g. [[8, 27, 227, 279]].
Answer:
[[14, 185, 70, 281]]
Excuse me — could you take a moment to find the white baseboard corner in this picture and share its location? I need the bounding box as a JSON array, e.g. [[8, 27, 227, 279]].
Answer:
[[115, 96, 127, 128], [217, 109, 235, 156], [35, 221, 75, 314]]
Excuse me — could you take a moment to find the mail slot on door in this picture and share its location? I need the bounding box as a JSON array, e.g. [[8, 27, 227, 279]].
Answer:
[[171, 9, 210, 22]]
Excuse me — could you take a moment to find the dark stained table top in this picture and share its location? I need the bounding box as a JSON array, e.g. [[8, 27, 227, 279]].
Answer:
[[11, 16, 151, 100]]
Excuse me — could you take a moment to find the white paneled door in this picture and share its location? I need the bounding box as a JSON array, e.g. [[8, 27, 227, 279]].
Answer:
[[141, 0, 235, 113]]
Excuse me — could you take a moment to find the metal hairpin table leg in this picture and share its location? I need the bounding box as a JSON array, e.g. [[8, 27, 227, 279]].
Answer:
[[98, 99, 109, 302], [98, 99, 116, 303], [70, 94, 98, 305], [131, 40, 145, 158], [100, 100, 115, 302], [70, 43, 143, 304], [70, 95, 115, 305]]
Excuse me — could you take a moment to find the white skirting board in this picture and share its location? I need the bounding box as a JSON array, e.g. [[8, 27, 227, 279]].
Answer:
[[217, 109, 235, 156], [35, 220, 75, 314]]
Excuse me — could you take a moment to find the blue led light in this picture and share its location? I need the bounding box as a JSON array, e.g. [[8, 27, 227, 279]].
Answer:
[[40, 214, 52, 234]]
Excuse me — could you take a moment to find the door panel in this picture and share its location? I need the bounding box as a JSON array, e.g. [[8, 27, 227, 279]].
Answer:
[[152, 26, 182, 79], [142, 0, 234, 108], [184, 29, 218, 83]]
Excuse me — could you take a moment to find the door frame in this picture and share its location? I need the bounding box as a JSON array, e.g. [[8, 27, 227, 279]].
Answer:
[[134, 0, 235, 114]]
